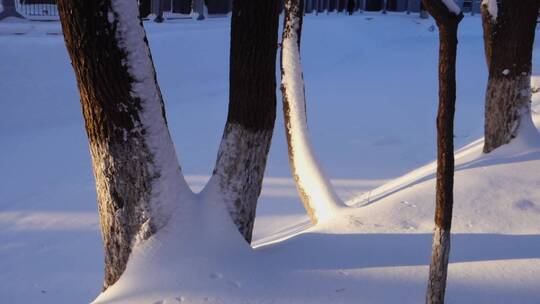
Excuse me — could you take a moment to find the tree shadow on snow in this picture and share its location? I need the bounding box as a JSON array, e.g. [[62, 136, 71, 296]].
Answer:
[[354, 148, 540, 208], [257, 233, 540, 271]]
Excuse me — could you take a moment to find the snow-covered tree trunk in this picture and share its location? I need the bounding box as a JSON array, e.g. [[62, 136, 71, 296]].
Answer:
[[481, 0, 539, 153], [281, 0, 344, 224], [421, 1, 462, 303], [206, 0, 280, 243], [58, 0, 191, 289]]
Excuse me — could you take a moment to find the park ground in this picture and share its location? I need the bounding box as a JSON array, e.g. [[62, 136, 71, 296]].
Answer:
[[1, 12, 540, 303]]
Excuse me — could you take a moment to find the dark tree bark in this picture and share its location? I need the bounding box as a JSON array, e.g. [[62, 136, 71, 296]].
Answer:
[[347, 0, 356, 15], [58, 0, 189, 289], [154, 0, 165, 23], [481, 0, 539, 153], [139, 0, 151, 18], [421, 1, 463, 303], [208, 0, 280, 243]]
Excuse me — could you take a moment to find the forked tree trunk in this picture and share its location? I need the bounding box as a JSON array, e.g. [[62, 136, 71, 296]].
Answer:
[[207, 0, 280, 243], [58, 0, 190, 289], [421, 1, 463, 303], [0, 0, 24, 20], [482, 0, 539, 153], [281, 0, 343, 224]]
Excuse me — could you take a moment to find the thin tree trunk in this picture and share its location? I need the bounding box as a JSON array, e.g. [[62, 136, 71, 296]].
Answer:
[[206, 0, 280, 243], [421, 1, 462, 303], [191, 0, 205, 20], [58, 0, 190, 289], [482, 0, 539, 153], [281, 0, 344, 224]]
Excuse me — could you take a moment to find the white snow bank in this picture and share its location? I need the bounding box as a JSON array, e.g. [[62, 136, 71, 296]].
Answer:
[[95, 125, 540, 303]]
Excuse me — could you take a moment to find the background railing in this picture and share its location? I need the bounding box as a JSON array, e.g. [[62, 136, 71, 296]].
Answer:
[[16, 0, 58, 17], [4, 0, 481, 21]]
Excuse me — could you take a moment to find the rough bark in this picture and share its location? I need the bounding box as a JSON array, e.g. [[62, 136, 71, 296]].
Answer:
[[421, 1, 462, 303], [482, 0, 539, 153], [208, 0, 280, 243], [280, 0, 343, 224], [58, 0, 189, 289]]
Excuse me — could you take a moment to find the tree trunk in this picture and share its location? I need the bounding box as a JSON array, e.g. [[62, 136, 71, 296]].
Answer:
[[191, 0, 206, 20], [206, 0, 280, 243], [281, 0, 344, 224], [0, 0, 24, 20], [154, 0, 165, 23], [482, 0, 539, 153], [58, 0, 190, 289], [421, 1, 462, 303]]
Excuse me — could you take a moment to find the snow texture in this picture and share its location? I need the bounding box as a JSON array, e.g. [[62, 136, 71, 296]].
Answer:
[[481, 0, 498, 22], [2, 13, 540, 304]]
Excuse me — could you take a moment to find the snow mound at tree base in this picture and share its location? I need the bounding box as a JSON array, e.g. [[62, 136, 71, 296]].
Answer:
[[94, 112, 540, 303]]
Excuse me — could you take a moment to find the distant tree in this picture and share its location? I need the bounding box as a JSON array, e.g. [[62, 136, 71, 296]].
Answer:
[[481, 0, 540, 153], [207, 0, 280, 242], [421, 0, 463, 303], [420, 1, 429, 18], [0, 0, 24, 20], [138, 0, 151, 18], [281, 0, 344, 224], [154, 0, 165, 22], [191, 0, 206, 20], [347, 0, 355, 15]]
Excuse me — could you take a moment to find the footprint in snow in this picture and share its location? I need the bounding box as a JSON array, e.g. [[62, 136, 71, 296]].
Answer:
[[400, 201, 417, 208], [210, 272, 223, 279], [514, 199, 540, 212], [400, 220, 417, 230], [227, 279, 242, 288]]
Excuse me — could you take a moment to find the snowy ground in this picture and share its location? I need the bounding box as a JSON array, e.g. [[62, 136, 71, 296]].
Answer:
[[1, 12, 539, 303]]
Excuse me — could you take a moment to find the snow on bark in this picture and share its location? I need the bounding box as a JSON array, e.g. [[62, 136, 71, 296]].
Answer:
[[281, 0, 344, 224], [426, 227, 451, 304], [205, 0, 279, 243], [441, 0, 461, 15], [207, 123, 273, 242], [484, 75, 538, 152], [109, 0, 192, 234], [481, 0, 497, 22], [59, 0, 194, 288], [481, 0, 539, 153]]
